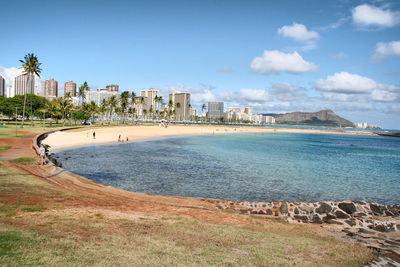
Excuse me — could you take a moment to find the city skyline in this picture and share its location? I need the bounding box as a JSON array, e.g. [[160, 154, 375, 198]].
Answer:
[[0, 0, 399, 128]]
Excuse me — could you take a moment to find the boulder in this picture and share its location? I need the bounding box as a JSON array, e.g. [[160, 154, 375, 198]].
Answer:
[[279, 202, 288, 215], [345, 218, 357, 227], [294, 207, 299, 215], [374, 224, 388, 232], [370, 203, 383, 215], [316, 202, 332, 214], [311, 214, 322, 224], [294, 215, 309, 223], [322, 214, 337, 223], [335, 210, 350, 219], [265, 209, 273, 215], [338, 202, 357, 214]]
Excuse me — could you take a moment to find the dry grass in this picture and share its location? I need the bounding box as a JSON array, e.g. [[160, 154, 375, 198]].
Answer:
[[0, 161, 375, 266]]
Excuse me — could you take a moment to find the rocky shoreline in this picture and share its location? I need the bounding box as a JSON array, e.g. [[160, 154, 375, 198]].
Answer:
[[206, 199, 400, 264]]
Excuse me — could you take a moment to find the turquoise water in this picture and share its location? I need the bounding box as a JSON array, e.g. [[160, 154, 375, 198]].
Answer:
[[54, 133, 400, 204]]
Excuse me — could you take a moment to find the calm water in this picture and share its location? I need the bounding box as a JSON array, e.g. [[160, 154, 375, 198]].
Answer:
[[54, 133, 400, 204]]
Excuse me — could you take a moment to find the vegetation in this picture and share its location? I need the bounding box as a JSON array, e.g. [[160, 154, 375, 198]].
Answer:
[[12, 157, 36, 165], [0, 145, 11, 152], [0, 161, 374, 266]]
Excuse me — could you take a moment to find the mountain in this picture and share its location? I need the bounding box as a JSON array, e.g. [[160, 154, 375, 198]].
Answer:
[[266, 109, 354, 127]]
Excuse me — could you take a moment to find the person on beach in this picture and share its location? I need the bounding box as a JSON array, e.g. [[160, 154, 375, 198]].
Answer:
[[93, 131, 96, 139], [118, 134, 121, 142], [39, 145, 46, 166]]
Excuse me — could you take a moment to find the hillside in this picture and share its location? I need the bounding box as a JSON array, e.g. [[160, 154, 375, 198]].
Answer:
[[270, 109, 354, 127]]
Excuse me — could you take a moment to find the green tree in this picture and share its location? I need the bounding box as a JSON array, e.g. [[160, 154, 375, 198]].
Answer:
[[120, 91, 130, 124], [108, 95, 118, 124], [57, 96, 73, 126], [19, 53, 42, 128], [78, 82, 90, 106], [99, 99, 109, 125]]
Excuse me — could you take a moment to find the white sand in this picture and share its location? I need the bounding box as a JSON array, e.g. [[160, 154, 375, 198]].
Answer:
[[43, 125, 375, 151]]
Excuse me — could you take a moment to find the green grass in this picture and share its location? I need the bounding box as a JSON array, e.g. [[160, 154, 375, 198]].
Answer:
[[0, 145, 11, 153], [13, 157, 36, 165], [0, 161, 375, 266]]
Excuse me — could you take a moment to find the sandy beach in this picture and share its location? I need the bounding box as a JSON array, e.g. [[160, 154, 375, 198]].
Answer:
[[43, 124, 375, 150]]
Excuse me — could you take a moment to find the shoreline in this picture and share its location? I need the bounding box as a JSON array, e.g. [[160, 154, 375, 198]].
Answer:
[[43, 124, 377, 151]]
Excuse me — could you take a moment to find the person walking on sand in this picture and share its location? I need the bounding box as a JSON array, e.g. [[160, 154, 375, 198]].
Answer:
[[93, 131, 96, 139], [39, 145, 46, 166], [118, 134, 121, 142]]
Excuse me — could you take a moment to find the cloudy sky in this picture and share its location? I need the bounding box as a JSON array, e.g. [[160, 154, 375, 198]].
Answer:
[[1, 0, 399, 128]]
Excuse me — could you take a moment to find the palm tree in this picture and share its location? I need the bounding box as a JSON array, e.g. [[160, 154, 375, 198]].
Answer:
[[78, 81, 90, 106], [87, 101, 98, 123], [108, 95, 118, 124], [201, 104, 206, 121], [99, 99, 109, 125], [120, 91, 130, 124], [139, 97, 145, 119], [57, 96, 73, 126], [19, 53, 42, 128], [188, 103, 192, 121]]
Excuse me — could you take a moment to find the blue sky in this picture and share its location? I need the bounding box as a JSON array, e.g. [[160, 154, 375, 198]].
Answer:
[[1, 0, 399, 128]]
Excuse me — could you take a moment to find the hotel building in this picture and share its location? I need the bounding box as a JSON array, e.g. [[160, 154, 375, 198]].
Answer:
[[0, 75, 5, 97], [13, 74, 35, 96], [207, 101, 224, 119], [86, 88, 118, 106], [140, 88, 159, 113], [169, 91, 191, 121], [106, 84, 119, 93], [42, 78, 58, 100], [64, 80, 77, 97]]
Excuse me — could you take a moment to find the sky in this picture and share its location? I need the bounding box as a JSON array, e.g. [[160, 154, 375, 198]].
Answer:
[[0, 0, 399, 129]]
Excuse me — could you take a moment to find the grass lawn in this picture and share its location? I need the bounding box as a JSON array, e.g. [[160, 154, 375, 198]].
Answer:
[[0, 145, 11, 153], [0, 161, 375, 266]]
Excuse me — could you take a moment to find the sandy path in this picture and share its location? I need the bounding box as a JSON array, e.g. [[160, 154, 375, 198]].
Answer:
[[43, 125, 375, 151]]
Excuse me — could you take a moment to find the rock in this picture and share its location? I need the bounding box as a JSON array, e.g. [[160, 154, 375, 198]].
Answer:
[[338, 202, 357, 214], [322, 214, 337, 223], [250, 210, 259, 214], [265, 209, 273, 215], [279, 202, 288, 215], [240, 209, 249, 214], [294, 207, 299, 215], [345, 218, 357, 227], [385, 210, 394, 216], [294, 215, 309, 223], [370, 203, 383, 215], [359, 228, 375, 235], [335, 210, 350, 219], [327, 220, 343, 225], [299, 206, 314, 214], [311, 214, 322, 224], [316, 202, 332, 214], [353, 212, 367, 218], [374, 224, 388, 232]]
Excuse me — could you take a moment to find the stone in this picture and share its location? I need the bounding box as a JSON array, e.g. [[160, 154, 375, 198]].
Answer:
[[385, 210, 394, 217], [359, 228, 375, 235], [265, 209, 273, 215], [327, 220, 343, 225], [279, 202, 288, 215], [345, 219, 357, 227], [250, 210, 259, 214], [338, 202, 357, 214], [322, 214, 337, 223], [335, 210, 350, 219], [294, 215, 309, 222], [370, 203, 383, 215], [294, 207, 299, 215], [316, 202, 332, 214], [299, 206, 314, 214], [353, 212, 367, 218], [257, 210, 266, 215], [374, 224, 388, 232], [311, 214, 322, 224]]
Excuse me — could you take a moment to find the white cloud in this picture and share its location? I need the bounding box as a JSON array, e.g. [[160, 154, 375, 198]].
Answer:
[[250, 50, 318, 75], [314, 72, 377, 94], [371, 89, 399, 102], [371, 41, 400, 62], [217, 89, 273, 104], [271, 82, 305, 101], [333, 52, 349, 60], [278, 23, 319, 50], [0, 66, 22, 87], [352, 4, 400, 28], [164, 84, 215, 104]]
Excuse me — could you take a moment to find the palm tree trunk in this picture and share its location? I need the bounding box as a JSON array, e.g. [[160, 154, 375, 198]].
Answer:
[[30, 94, 34, 126]]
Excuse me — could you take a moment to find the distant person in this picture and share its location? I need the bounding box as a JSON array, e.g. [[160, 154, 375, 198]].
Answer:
[[93, 131, 96, 139], [126, 137, 129, 141], [118, 134, 121, 142], [39, 145, 46, 166]]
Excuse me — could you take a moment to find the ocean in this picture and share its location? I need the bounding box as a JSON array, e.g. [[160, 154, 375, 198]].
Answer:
[[54, 133, 400, 204]]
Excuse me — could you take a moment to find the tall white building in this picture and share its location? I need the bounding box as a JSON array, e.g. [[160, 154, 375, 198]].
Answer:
[[0, 75, 5, 97], [169, 91, 191, 120], [6, 86, 14, 98], [207, 101, 224, 119], [86, 88, 118, 106], [13, 74, 35, 96], [140, 88, 159, 113]]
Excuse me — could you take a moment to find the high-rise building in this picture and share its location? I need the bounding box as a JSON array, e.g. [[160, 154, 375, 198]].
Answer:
[[13, 74, 35, 96], [207, 101, 224, 119], [140, 88, 159, 113], [42, 78, 58, 100], [85, 88, 118, 107], [169, 91, 191, 121], [106, 84, 119, 93], [6, 86, 14, 98], [0, 75, 5, 97], [64, 80, 77, 97]]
